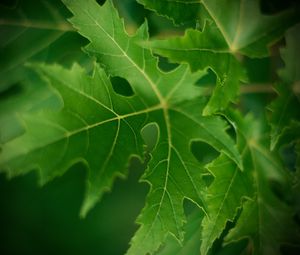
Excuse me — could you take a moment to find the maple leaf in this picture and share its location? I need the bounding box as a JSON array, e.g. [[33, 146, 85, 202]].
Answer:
[[137, 0, 208, 27], [200, 151, 252, 254], [145, 23, 247, 115], [223, 111, 300, 255], [0, 0, 73, 91], [143, 0, 299, 115], [141, 0, 300, 56], [0, 0, 242, 254], [269, 24, 300, 150], [268, 26, 300, 246], [156, 208, 203, 255], [0, 70, 58, 144]]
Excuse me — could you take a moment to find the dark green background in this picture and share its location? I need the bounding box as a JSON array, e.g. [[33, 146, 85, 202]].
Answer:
[[0, 159, 148, 255]]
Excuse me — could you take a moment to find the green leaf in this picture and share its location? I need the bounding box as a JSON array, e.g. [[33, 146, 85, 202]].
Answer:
[[142, 0, 299, 57], [155, 208, 203, 255], [146, 24, 246, 115], [269, 83, 300, 149], [144, 0, 298, 114], [200, 153, 252, 255], [1, 63, 151, 217], [224, 112, 300, 255], [137, 0, 207, 27], [278, 24, 300, 83], [269, 24, 300, 149], [1, 1, 242, 254], [0, 69, 60, 144], [198, 112, 256, 254], [199, 0, 299, 57], [0, 0, 73, 91], [226, 196, 299, 255]]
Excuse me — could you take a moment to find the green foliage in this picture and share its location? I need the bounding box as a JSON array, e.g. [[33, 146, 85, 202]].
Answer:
[[0, 0, 300, 254]]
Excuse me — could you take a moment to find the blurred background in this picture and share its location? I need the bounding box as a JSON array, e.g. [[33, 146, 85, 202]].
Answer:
[[0, 158, 148, 255]]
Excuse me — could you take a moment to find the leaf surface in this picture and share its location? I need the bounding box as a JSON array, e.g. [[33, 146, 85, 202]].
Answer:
[[269, 24, 300, 149], [145, 0, 299, 114], [0, 0, 242, 254], [200, 153, 252, 254], [224, 112, 300, 255], [137, 0, 206, 27], [0, 0, 74, 91], [1, 63, 152, 217], [200, 0, 299, 57], [146, 24, 246, 115], [141, 0, 299, 56], [156, 209, 203, 255]]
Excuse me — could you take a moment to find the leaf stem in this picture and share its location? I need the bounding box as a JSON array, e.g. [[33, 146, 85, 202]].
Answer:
[[240, 84, 275, 94]]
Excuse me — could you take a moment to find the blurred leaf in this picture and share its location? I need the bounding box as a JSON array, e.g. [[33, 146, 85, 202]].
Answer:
[[155, 208, 203, 255], [269, 84, 300, 149], [0, 69, 60, 143], [0, 0, 74, 91], [142, 0, 299, 56], [200, 152, 252, 254], [145, 0, 299, 114], [278, 23, 300, 83], [199, 0, 299, 57], [269, 24, 300, 149], [224, 111, 300, 255], [137, 0, 207, 27], [1, 2, 242, 255]]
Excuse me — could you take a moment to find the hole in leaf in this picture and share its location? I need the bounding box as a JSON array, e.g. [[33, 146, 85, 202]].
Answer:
[[218, 114, 237, 143], [195, 68, 216, 88], [279, 142, 297, 172], [202, 172, 214, 187], [191, 141, 219, 165], [269, 179, 293, 205], [110, 76, 134, 97], [96, 0, 106, 6], [210, 214, 244, 254], [215, 239, 249, 255], [156, 55, 179, 72], [226, 120, 237, 142], [183, 199, 202, 217], [141, 122, 159, 152]]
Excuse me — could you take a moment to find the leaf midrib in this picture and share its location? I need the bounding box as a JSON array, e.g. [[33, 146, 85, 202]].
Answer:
[[82, 7, 166, 106], [3, 104, 163, 164], [202, 144, 249, 254]]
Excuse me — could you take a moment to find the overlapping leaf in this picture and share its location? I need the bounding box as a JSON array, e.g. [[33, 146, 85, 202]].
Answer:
[[156, 209, 203, 255], [223, 112, 300, 255], [0, 69, 61, 144], [0, 0, 242, 254], [269, 24, 300, 149], [1, 1, 299, 255], [200, 152, 252, 254], [0, 0, 74, 91], [142, 0, 299, 56], [0, 63, 152, 216], [146, 23, 246, 115], [137, 0, 207, 27], [144, 0, 299, 114]]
